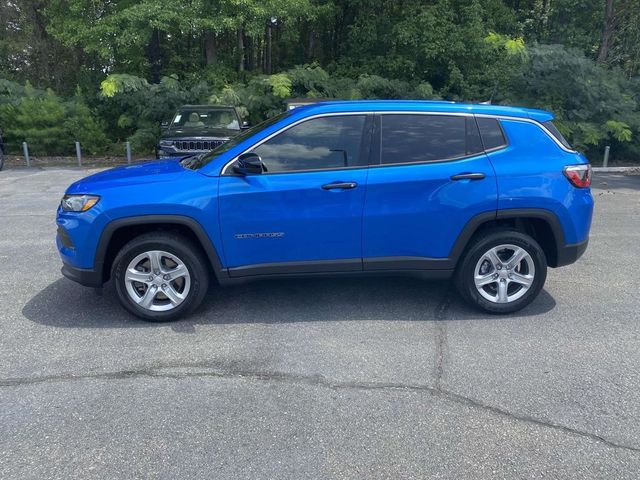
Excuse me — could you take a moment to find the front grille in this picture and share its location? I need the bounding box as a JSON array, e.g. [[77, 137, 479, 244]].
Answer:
[[174, 140, 225, 151]]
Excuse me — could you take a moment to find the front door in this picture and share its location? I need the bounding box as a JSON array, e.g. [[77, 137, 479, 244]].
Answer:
[[219, 114, 373, 276]]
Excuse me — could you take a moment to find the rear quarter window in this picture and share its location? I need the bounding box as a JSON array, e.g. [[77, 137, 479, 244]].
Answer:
[[542, 121, 573, 149], [476, 117, 507, 150]]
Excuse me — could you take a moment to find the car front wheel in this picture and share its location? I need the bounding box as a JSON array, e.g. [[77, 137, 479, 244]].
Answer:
[[455, 230, 547, 314], [112, 232, 210, 321]]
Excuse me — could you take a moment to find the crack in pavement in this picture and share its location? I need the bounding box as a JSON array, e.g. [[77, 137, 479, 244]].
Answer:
[[433, 289, 451, 391], [1, 362, 639, 454]]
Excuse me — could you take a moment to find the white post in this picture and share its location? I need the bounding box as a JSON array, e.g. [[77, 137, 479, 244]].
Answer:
[[22, 142, 30, 167], [603, 145, 610, 168], [75, 141, 82, 167]]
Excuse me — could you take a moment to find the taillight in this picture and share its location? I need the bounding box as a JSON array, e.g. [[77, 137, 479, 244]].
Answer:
[[563, 164, 592, 188]]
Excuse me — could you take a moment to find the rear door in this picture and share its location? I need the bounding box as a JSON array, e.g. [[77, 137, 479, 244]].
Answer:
[[218, 114, 373, 275], [362, 113, 498, 269]]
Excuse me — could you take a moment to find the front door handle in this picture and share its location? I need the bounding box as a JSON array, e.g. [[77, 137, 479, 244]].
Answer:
[[450, 172, 486, 181], [321, 182, 358, 190]]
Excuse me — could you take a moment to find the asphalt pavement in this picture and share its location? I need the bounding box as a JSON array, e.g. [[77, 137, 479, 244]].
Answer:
[[0, 168, 639, 479]]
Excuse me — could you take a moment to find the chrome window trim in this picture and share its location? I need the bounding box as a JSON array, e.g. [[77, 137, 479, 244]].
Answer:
[[220, 110, 575, 175], [369, 151, 488, 169], [221, 112, 370, 175], [474, 113, 577, 153]]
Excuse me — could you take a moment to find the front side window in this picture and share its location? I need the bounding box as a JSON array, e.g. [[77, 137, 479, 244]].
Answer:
[[252, 115, 368, 173], [380, 115, 468, 164]]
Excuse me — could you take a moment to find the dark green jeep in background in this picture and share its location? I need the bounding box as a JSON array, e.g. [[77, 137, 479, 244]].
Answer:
[[156, 105, 247, 158]]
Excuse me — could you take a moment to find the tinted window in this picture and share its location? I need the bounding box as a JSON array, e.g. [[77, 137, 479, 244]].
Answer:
[[543, 121, 572, 149], [253, 115, 367, 173], [190, 111, 290, 170], [381, 115, 467, 164], [477, 118, 507, 150]]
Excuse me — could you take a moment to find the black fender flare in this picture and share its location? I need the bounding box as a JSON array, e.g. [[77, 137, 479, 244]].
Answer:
[[448, 208, 566, 267], [94, 215, 226, 282]]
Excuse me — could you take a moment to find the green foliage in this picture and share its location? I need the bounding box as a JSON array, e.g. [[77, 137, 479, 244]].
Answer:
[[0, 81, 108, 155], [268, 74, 293, 99], [101, 75, 151, 98], [605, 120, 633, 142], [508, 44, 637, 157], [63, 90, 110, 155], [1, 0, 639, 163]]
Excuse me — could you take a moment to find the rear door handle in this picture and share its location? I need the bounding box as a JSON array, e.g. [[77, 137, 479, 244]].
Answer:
[[321, 182, 358, 190], [450, 173, 486, 181]]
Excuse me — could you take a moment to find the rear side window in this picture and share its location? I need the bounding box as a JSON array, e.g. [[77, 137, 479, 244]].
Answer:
[[543, 121, 572, 149], [477, 117, 507, 150], [381, 115, 473, 164]]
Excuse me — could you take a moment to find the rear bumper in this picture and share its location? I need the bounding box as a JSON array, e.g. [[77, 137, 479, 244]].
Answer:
[[555, 238, 589, 267], [61, 262, 103, 288]]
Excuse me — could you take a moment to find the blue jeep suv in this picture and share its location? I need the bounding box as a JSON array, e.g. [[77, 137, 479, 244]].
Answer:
[[57, 101, 593, 321]]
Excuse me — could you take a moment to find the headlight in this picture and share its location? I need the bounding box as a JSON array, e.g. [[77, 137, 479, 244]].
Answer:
[[159, 140, 174, 147], [60, 194, 100, 212]]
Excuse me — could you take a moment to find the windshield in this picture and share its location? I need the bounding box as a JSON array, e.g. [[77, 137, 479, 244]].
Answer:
[[172, 108, 240, 131], [182, 111, 290, 170]]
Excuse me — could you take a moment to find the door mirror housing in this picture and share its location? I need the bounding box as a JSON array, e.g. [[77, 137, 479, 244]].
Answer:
[[160, 119, 170, 129], [233, 152, 264, 175], [241, 120, 251, 129]]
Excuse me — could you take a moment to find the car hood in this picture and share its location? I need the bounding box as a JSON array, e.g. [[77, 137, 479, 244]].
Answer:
[[162, 127, 239, 139], [66, 158, 193, 193]]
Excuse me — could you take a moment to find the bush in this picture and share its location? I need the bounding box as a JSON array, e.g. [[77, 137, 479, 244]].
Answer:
[[3, 48, 640, 164], [0, 82, 109, 155], [508, 45, 639, 161]]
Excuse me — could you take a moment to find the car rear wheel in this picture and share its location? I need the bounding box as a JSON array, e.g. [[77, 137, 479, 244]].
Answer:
[[113, 232, 209, 321], [455, 230, 547, 314]]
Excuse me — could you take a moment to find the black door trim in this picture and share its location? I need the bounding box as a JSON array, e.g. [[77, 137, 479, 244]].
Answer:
[[362, 256, 451, 271], [228, 258, 363, 277]]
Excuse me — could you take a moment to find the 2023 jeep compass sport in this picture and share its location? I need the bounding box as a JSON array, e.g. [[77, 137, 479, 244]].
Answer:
[[57, 101, 593, 321]]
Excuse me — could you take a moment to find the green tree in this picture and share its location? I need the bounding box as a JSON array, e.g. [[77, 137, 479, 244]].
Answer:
[[511, 44, 637, 157]]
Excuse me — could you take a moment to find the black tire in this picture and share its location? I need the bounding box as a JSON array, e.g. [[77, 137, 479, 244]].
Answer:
[[454, 229, 547, 314], [112, 232, 210, 321]]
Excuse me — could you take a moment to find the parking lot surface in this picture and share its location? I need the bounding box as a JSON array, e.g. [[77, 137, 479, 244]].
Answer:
[[1, 168, 639, 479]]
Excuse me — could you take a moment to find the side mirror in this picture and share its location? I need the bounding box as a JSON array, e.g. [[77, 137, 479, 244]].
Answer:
[[241, 120, 251, 129], [233, 152, 264, 175], [160, 120, 170, 128]]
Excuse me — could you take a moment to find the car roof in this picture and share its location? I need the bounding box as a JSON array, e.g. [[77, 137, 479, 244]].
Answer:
[[290, 100, 554, 123]]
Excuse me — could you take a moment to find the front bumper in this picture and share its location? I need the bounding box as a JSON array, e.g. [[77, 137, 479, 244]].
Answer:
[[555, 238, 589, 267], [61, 262, 103, 287]]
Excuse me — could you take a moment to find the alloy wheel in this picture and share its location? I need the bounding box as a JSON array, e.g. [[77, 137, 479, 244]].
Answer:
[[124, 250, 191, 311], [473, 244, 535, 304]]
